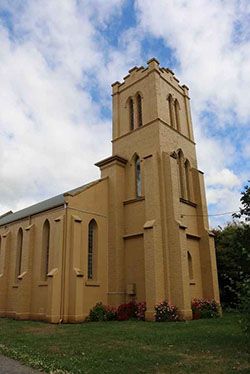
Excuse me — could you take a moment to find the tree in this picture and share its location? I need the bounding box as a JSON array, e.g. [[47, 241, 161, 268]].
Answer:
[[214, 222, 250, 308], [214, 182, 250, 308], [233, 181, 250, 222]]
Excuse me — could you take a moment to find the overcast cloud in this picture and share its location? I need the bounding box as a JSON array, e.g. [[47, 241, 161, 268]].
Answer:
[[0, 0, 249, 227]]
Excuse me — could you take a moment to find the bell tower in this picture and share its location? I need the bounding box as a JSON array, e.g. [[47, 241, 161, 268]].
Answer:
[[111, 58, 194, 155], [96, 58, 220, 320]]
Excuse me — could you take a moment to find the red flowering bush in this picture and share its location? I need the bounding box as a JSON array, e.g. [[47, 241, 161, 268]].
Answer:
[[155, 301, 180, 322], [191, 298, 220, 319], [135, 301, 147, 321], [117, 301, 137, 321], [87, 300, 146, 321]]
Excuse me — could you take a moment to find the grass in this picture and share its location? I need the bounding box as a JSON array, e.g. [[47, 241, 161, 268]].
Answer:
[[0, 313, 249, 374]]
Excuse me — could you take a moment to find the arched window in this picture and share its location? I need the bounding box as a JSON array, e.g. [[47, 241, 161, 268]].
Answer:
[[136, 94, 143, 127], [135, 156, 142, 197], [177, 150, 185, 199], [88, 219, 98, 280], [168, 94, 175, 128], [42, 220, 50, 280], [188, 251, 194, 280], [185, 159, 191, 201], [174, 99, 180, 132], [129, 98, 134, 130], [16, 228, 23, 279]]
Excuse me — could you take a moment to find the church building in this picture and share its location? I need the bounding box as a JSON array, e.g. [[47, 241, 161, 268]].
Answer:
[[0, 58, 220, 322]]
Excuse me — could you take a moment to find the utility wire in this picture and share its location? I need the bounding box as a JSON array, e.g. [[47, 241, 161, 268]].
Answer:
[[181, 210, 240, 217]]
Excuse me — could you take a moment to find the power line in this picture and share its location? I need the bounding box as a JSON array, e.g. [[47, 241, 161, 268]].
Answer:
[[181, 210, 240, 218]]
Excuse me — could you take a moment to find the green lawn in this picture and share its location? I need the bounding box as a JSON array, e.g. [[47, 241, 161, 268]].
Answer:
[[0, 313, 249, 374]]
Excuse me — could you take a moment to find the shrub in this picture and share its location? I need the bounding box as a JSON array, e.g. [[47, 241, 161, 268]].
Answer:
[[214, 222, 250, 309], [88, 302, 107, 322], [155, 301, 180, 322], [191, 298, 220, 319], [105, 305, 117, 321], [135, 301, 146, 321], [117, 301, 137, 321], [87, 300, 146, 322], [239, 278, 250, 336]]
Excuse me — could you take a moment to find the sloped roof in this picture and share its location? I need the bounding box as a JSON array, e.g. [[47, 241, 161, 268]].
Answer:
[[0, 180, 99, 226]]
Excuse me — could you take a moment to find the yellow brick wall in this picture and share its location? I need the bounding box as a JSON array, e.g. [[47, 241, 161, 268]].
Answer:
[[0, 59, 220, 323]]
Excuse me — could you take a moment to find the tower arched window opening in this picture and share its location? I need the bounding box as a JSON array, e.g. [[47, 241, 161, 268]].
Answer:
[[185, 159, 191, 201], [136, 94, 143, 127], [174, 99, 180, 132], [129, 98, 134, 130], [168, 94, 175, 128], [177, 150, 185, 199]]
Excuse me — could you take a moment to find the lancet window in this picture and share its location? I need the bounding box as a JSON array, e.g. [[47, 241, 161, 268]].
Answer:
[[129, 98, 134, 130], [177, 150, 185, 199], [136, 93, 143, 127], [88, 219, 98, 280], [135, 156, 142, 197], [42, 220, 50, 280], [177, 150, 193, 201], [168, 94, 174, 128], [168, 95, 181, 132], [185, 159, 191, 201], [188, 251, 194, 280], [16, 228, 23, 279], [174, 99, 181, 132]]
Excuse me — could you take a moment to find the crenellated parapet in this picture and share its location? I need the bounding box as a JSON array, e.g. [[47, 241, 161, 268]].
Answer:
[[112, 58, 194, 142], [112, 58, 190, 99]]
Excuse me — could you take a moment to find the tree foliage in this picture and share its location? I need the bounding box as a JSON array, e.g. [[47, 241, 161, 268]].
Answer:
[[214, 222, 250, 308], [214, 182, 250, 309], [233, 181, 250, 221]]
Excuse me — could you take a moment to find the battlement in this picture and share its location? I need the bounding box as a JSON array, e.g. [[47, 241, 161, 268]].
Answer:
[[112, 58, 189, 96]]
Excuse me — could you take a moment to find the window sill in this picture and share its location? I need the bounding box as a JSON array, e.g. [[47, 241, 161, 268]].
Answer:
[[123, 196, 145, 205], [85, 280, 100, 287], [180, 198, 197, 207], [123, 231, 143, 239], [186, 233, 201, 240], [37, 281, 48, 287]]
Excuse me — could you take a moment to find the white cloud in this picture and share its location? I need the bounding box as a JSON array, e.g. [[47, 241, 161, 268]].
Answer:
[[0, 0, 249, 229], [0, 0, 134, 213], [136, 0, 250, 122], [135, 0, 250, 225], [206, 186, 240, 227], [206, 169, 240, 188]]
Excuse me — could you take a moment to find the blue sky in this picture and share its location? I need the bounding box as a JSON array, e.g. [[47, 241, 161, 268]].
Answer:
[[0, 0, 249, 227]]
